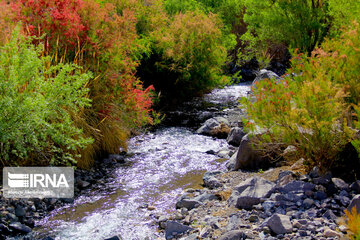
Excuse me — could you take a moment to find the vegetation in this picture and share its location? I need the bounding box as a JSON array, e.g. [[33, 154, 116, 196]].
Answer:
[[0, 29, 92, 166], [1, 0, 360, 172], [242, 21, 360, 172], [345, 206, 360, 239]]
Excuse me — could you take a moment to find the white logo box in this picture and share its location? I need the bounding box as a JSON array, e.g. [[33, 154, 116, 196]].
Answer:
[[3, 167, 74, 198]]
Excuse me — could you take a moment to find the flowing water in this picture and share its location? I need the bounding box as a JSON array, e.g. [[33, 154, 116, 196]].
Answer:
[[32, 83, 251, 240]]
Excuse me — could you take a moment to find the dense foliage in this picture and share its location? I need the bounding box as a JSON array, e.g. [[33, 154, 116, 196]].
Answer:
[[0, 29, 92, 166], [242, 21, 360, 172]]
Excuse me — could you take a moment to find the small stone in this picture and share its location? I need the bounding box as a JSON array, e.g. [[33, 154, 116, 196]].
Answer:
[[248, 215, 259, 222], [218, 230, 247, 240], [147, 206, 156, 211], [303, 198, 314, 208], [292, 220, 302, 229], [338, 225, 347, 233], [323, 228, 341, 238], [15, 206, 26, 217]]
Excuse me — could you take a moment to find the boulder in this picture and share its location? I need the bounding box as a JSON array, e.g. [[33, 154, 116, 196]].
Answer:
[[252, 69, 281, 88], [196, 117, 230, 138], [278, 181, 315, 193], [165, 221, 194, 239], [332, 178, 349, 191], [347, 194, 360, 214], [218, 230, 247, 240], [228, 177, 275, 209], [262, 214, 293, 235], [9, 222, 32, 234], [351, 180, 360, 194], [226, 127, 245, 146], [232, 134, 269, 170]]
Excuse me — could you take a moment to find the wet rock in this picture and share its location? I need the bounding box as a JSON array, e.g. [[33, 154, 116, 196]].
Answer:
[[176, 199, 202, 210], [218, 230, 247, 240], [104, 236, 123, 240], [77, 179, 91, 189], [226, 127, 245, 146], [165, 221, 194, 239], [262, 214, 293, 235], [108, 154, 125, 163], [228, 177, 275, 209], [350, 180, 360, 193], [147, 206, 156, 211], [232, 134, 269, 170], [347, 194, 360, 214], [314, 191, 327, 200], [9, 222, 32, 234], [332, 178, 349, 191], [196, 117, 230, 138]]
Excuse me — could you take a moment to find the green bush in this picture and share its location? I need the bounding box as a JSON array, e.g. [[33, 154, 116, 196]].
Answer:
[[242, 0, 330, 59], [0, 29, 93, 166], [149, 11, 230, 98], [242, 21, 360, 172]]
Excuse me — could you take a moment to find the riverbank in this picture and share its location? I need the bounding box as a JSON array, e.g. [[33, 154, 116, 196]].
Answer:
[[157, 71, 360, 240]]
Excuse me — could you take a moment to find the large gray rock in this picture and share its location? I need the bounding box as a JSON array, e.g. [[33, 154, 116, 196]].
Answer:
[[196, 117, 230, 138], [228, 177, 275, 209], [194, 193, 218, 202], [262, 214, 293, 234], [226, 127, 245, 146], [176, 198, 202, 210], [218, 230, 247, 240], [9, 222, 32, 234], [252, 69, 281, 87], [278, 181, 315, 193], [347, 194, 360, 214], [232, 134, 268, 170], [165, 221, 194, 239], [332, 178, 349, 190]]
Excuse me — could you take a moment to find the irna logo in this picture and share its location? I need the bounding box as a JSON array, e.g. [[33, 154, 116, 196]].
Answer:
[[7, 172, 69, 188], [3, 167, 74, 198]]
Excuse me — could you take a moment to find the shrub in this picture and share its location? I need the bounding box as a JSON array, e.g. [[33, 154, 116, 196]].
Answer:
[[9, 0, 155, 168], [146, 11, 230, 98], [345, 206, 360, 239], [242, 59, 354, 172], [0, 29, 92, 166], [242, 0, 331, 59]]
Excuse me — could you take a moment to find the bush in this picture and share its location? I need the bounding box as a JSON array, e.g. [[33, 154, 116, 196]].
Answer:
[[10, 0, 155, 167], [242, 0, 331, 59], [144, 11, 230, 99], [0, 29, 93, 166], [345, 206, 360, 240], [242, 21, 360, 172]]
